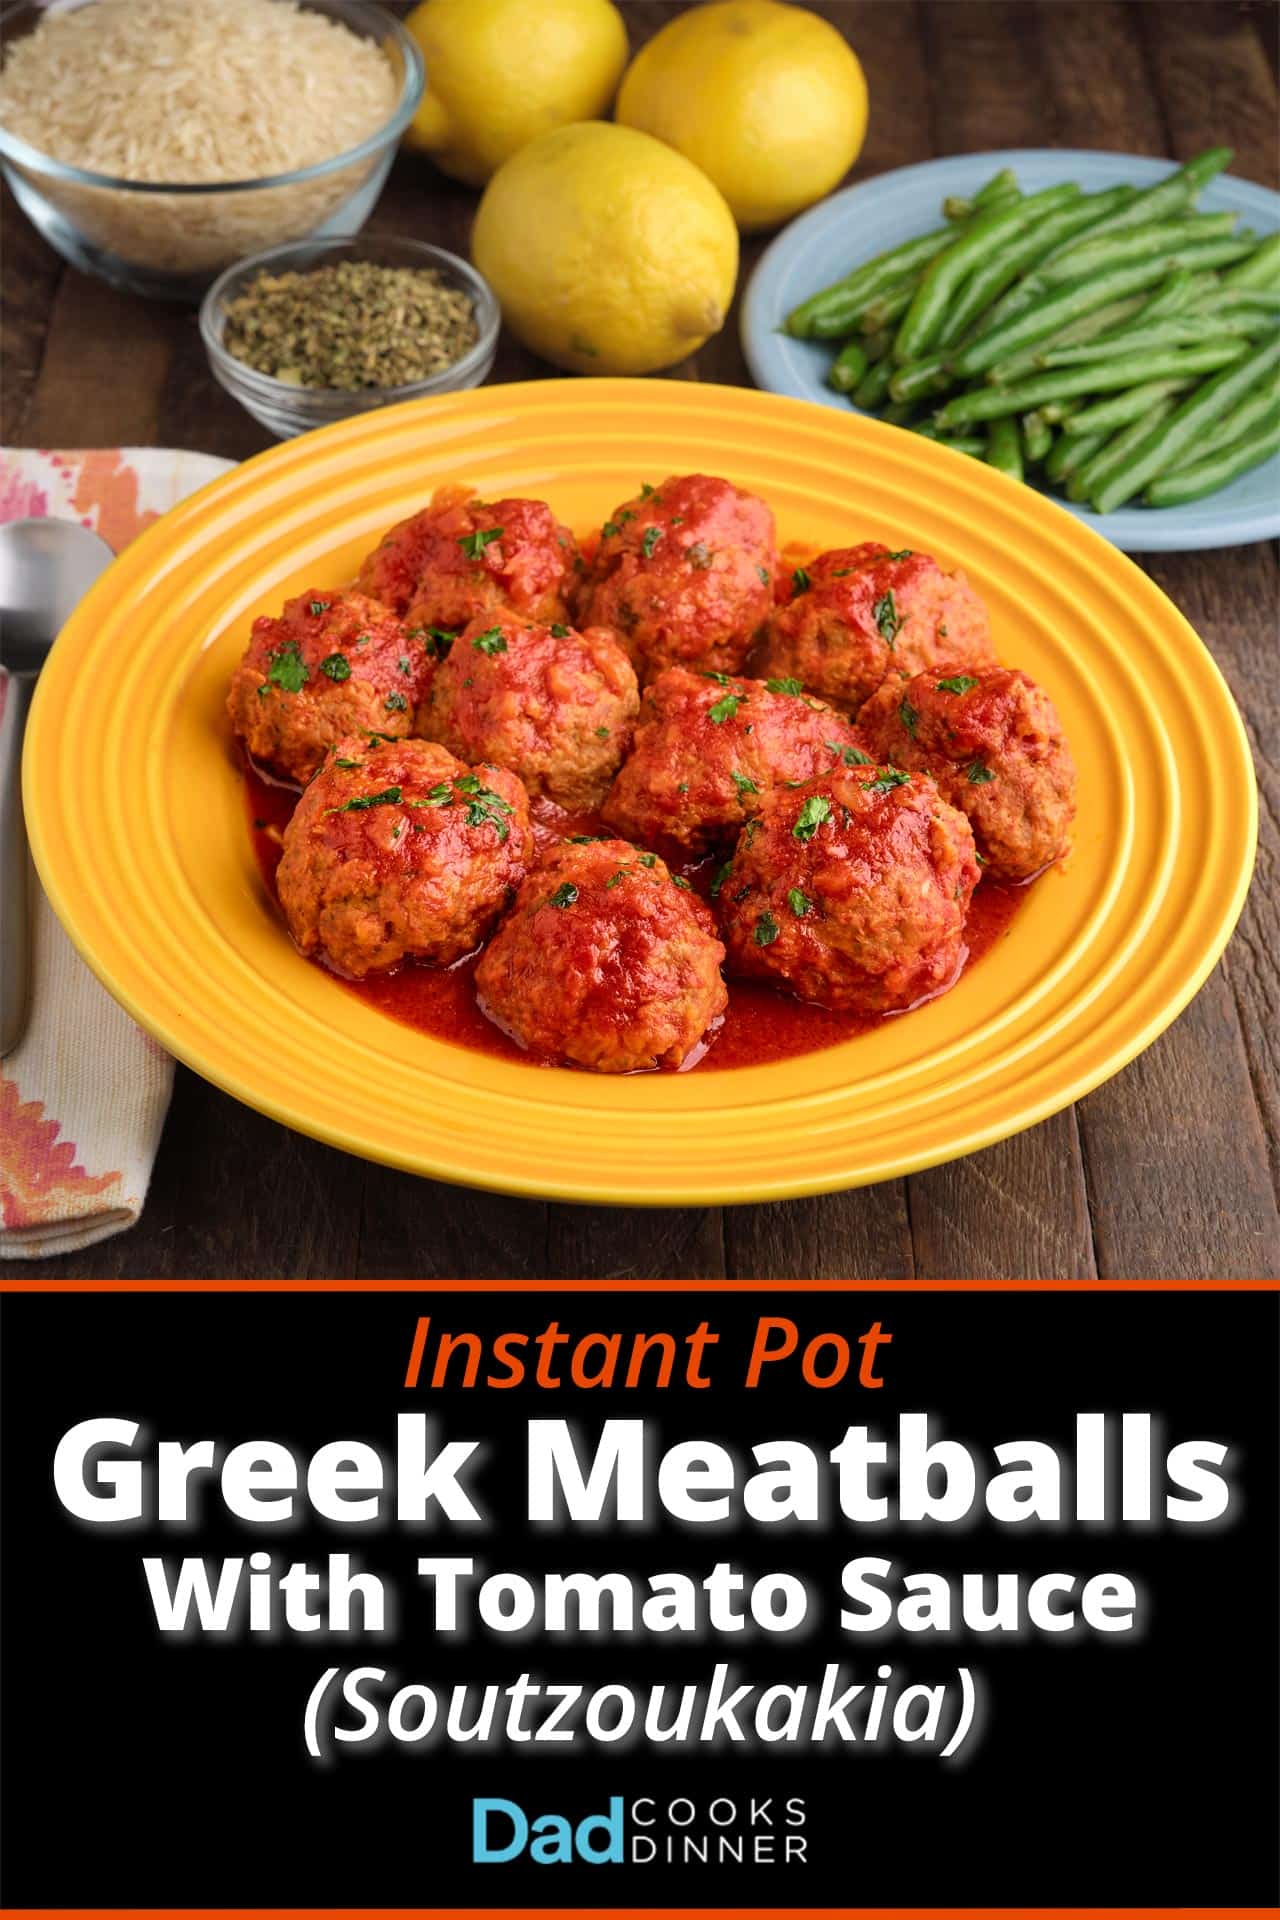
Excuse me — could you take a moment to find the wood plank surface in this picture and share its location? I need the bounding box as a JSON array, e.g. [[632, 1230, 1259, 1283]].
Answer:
[[2, 0, 1277, 1280]]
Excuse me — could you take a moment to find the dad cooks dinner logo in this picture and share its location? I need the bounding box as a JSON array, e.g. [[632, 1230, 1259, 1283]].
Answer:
[[472, 1792, 808, 1865]]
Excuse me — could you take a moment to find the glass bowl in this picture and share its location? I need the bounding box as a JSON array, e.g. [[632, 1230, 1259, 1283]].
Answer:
[[200, 234, 502, 438], [0, 0, 424, 302]]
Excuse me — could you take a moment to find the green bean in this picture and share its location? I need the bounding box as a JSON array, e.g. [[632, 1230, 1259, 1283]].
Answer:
[[1040, 311, 1279, 365], [1062, 378, 1193, 436], [988, 296, 1149, 383], [912, 424, 987, 456], [893, 183, 1083, 364], [1143, 408, 1280, 504], [785, 226, 961, 338], [1133, 268, 1202, 321], [858, 280, 917, 333], [881, 399, 919, 425], [973, 167, 1021, 207], [1163, 370, 1280, 470], [1068, 396, 1180, 501], [862, 328, 893, 364], [1034, 146, 1233, 265], [1220, 232, 1280, 290], [1031, 212, 1239, 287], [935, 187, 1134, 351], [852, 359, 894, 409], [953, 238, 1260, 379], [944, 196, 973, 221], [1040, 397, 1084, 425], [888, 354, 952, 404], [828, 340, 870, 393], [985, 418, 1024, 480], [1021, 410, 1053, 461], [1190, 286, 1280, 315], [1090, 331, 1280, 512], [935, 341, 1250, 429], [1046, 428, 1109, 481]]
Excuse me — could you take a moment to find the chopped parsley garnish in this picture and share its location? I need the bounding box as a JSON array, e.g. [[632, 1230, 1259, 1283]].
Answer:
[[409, 782, 454, 808], [550, 623, 570, 638], [788, 888, 813, 917], [471, 626, 507, 655], [828, 740, 872, 766], [873, 590, 901, 646], [792, 566, 811, 594], [757, 564, 770, 586], [938, 622, 949, 638], [766, 677, 805, 696], [677, 782, 689, 793], [604, 871, 626, 889], [459, 527, 503, 560], [687, 540, 713, 569], [454, 772, 515, 840], [829, 567, 854, 578], [733, 884, 752, 903], [319, 652, 350, 682], [569, 833, 603, 843], [355, 633, 371, 647], [398, 655, 412, 675], [886, 549, 914, 561], [967, 760, 995, 784], [595, 726, 610, 739], [548, 883, 579, 908], [363, 729, 397, 744], [937, 675, 978, 694], [640, 481, 656, 498], [619, 510, 635, 525], [730, 769, 759, 798], [308, 599, 330, 616], [602, 520, 621, 538], [899, 698, 919, 737], [326, 785, 402, 814], [637, 852, 657, 868], [792, 794, 831, 841], [754, 911, 780, 946], [743, 818, 761, 846], [671, 874, 692, 890], [333, 756, 362, 769], [266, 642, 307, 693], [422, 628, 458, 659], [710, 859, 733, 899], [708, 692, 744, 724], [384, 691, 408, 712], [864, 768, 912, 793], [642, 526, 663, 558], [975, 851, 989, 867], [702, 670, 731, 685]]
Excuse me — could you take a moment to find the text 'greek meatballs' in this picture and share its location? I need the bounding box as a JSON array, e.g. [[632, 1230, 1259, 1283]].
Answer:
[[475, 839, 728, 1072], [603, 665, 871, 853], [860, 665, 1077, 881], [576, 473, 777, 682], [226, 589, 428, 787], [276, 737, 533, 978], [358, 484, 578, 635], [720, 765, 980, 1015], [759, 543, 995, 716], [424, 610, 640, 813]]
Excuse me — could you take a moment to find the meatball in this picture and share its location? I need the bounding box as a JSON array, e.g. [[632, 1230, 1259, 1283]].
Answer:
[[475, 839, 728, 1072], [758, 543, 994, 716], [859, 665, 1077, 881], [358, 484, 577, 634], [719, 764, 979, 1014], [226, 590, 427, 786], [276, 736, 532, 978], [575, 473, 776, 681], [603, 666, 871, 854], [424, 611, 640, 812]]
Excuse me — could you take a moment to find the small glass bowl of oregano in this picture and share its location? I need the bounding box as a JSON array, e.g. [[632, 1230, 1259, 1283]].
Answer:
[[201, 235, 500, 438]]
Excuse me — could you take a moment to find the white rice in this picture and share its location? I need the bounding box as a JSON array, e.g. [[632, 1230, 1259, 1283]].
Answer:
[[0, 0, 400, 273]]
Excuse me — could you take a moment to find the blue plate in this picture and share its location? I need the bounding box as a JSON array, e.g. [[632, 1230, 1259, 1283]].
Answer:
[[741, 149, 1280, 552]]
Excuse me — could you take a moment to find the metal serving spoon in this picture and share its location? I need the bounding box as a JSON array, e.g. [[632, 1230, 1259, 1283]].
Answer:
[[0, 518, 115, 1056]]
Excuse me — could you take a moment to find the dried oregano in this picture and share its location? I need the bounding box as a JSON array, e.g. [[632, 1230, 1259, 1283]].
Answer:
[[222, 259, 479, 390]]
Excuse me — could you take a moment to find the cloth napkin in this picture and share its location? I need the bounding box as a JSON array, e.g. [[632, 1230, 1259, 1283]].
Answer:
[[0, 447, 233, 1258]]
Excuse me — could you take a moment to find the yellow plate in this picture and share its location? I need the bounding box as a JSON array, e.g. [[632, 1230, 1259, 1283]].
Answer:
[[23, 380, 1256, 1205]]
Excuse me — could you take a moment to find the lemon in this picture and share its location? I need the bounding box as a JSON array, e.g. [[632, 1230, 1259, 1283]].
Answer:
[[472, 122, 738, 375], [403, 0, 629, 187], [616, 0, 868, 232]]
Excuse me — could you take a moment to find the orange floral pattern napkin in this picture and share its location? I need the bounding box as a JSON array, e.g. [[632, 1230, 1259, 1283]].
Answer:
[[0, 447, 232, 1258]]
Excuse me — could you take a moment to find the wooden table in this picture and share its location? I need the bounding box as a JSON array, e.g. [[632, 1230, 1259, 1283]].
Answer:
[[4, 0, 1277, 1280]]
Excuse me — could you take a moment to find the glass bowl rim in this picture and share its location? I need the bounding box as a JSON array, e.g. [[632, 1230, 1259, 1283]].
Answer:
[[0, 0, 424, 195], [199, 234, 502, 406]]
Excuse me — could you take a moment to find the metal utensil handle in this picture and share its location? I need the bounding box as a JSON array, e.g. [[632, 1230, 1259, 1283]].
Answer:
[[1, 671, 35, 1057]]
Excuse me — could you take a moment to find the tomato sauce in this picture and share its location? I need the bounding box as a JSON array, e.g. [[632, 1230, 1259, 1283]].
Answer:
[[245, 762, 1026, 1073]]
